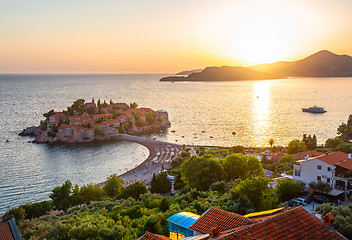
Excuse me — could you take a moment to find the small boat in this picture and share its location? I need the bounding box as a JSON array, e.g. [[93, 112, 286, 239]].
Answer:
[[302, 106, 327, 113]]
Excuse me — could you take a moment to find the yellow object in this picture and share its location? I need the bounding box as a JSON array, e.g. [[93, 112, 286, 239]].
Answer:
[[244, 207, 284, 218], [183, 212, 200, 217], [170, 232, 185, 240]]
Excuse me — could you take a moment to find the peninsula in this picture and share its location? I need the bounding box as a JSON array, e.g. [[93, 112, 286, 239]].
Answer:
[[19, 99, 171, 143], [160, 66, 281, 82], [161, 50, 352, 82]]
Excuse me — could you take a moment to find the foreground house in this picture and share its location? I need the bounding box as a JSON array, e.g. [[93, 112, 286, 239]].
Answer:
[[293, 151, 352, 197], [139, 206, 346, 240], [0, 220, 22, 240]]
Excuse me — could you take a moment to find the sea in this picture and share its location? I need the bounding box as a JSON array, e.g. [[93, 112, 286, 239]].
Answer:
[[1, 74, 352, 214]]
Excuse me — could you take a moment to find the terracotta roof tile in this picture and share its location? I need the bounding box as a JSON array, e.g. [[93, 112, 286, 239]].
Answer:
[[138, 231, 170, 240], [0, 222, 14, 240], [190, 206, 253, 234], [292, 150, 324, 161], [217, 206, 346, 240], [315, 151, 349, 166], [335, 159, 352, 170]]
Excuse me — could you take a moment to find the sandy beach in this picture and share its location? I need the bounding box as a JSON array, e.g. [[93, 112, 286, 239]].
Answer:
[[114, 134, 184, 186]]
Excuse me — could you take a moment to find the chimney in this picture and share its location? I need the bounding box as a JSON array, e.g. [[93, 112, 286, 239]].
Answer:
[[323, 212, 335, 228], [348, 154, 351, 159], [208, 227, 220, 238]]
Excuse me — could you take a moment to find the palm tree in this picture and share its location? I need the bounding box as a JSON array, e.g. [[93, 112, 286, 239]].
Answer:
[[269, 139, 274, 154]]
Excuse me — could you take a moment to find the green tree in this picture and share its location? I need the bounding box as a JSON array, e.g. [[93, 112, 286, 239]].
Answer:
[[49, 180, 73, 211], [43, 109, 55, 118], [278, 155, 294, 164], [309, 181, 332, 195], [22, 201, 52, 219], [71, 99, 85, 112], [275, 178, 303, 202], [222, 154, 248, 180], [181, 154, 225, 191], [130, 102, 138, 109], [269, 139, 274, 154], [336, 142, 352, 153], [337, 114, 352, 141], [40, 120, 47, 131], [117, 182, 147, 200], [325, 137, 343, 148], [77, 184, 103, 204], [145, 112, 155, 124], [174, 171, 185, 190], [315, 203, 352, 240], [159, 198, 170, 212], [235, 176, 278, 211], [103, 174, 124, 197], [302, 134, 317, 150], [2, 207, 26, 223], [286, 139, 307, 154], [247, 155, 264, 176], [209, 181, 231, 194], [150, 172, 172, 194]]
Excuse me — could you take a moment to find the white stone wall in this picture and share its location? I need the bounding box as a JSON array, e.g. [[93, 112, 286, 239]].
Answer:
[[293, 158, 335, 187]]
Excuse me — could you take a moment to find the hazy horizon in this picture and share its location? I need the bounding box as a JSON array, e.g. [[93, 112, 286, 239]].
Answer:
[[1, 0, 352, 73]]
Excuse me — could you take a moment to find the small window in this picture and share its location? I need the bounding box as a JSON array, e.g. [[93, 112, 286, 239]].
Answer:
[[317, 176, 322, 181], [317, 165, 322, 170], [327, 178, 330, 183], [327, 167, 331, 171], [294, 171, 301, 177]]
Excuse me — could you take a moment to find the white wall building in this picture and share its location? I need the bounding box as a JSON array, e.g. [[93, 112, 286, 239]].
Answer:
[[293, 151, 352, 197]]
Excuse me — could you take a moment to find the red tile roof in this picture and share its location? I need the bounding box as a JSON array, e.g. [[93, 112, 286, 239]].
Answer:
[[335, 159, 352, 170], [315, 151, 351, 168], [217, 206, 346, 240], [0, 222, 14, 240], [292, 150, 324, 161], [138, 231, 170, 240], [190, 206, 253, 234]]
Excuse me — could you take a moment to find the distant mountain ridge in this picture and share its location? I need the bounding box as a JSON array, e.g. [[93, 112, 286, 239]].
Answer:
[[250, 50, 352, 77], [161, 50, 352, 82], [160, 66, 280, 82], [176, 69, 203, 75]]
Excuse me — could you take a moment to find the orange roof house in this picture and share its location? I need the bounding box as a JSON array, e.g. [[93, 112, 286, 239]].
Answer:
[[217, 207, 345, 240], [161, 206, 346, 240], [190, 206, 253, 234], [138, 231, 171, 240], [0, 220, 22, 240], [292, 150, 324, 161], [315, 151, 350, 166]]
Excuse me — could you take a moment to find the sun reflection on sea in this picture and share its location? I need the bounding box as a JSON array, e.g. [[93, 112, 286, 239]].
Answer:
[[251, 81, 271, 145]]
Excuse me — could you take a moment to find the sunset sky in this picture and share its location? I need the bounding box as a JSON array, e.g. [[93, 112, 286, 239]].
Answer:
[[1, 0, 352, 73]]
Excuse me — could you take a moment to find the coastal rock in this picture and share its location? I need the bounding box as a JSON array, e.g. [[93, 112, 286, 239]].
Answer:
[[19, 126, 42, 136], [33, 132, 51, 143]]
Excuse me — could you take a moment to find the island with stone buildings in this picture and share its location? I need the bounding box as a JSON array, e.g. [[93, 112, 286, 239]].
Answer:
[[19, 99, 171, 143]]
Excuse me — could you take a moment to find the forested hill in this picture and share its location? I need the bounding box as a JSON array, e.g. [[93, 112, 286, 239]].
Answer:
[[160, 66, 281, 82], [250, 50, 352, 77]]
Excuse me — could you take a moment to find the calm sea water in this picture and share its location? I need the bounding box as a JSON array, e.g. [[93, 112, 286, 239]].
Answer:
[[1, 74, 352, 213]]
